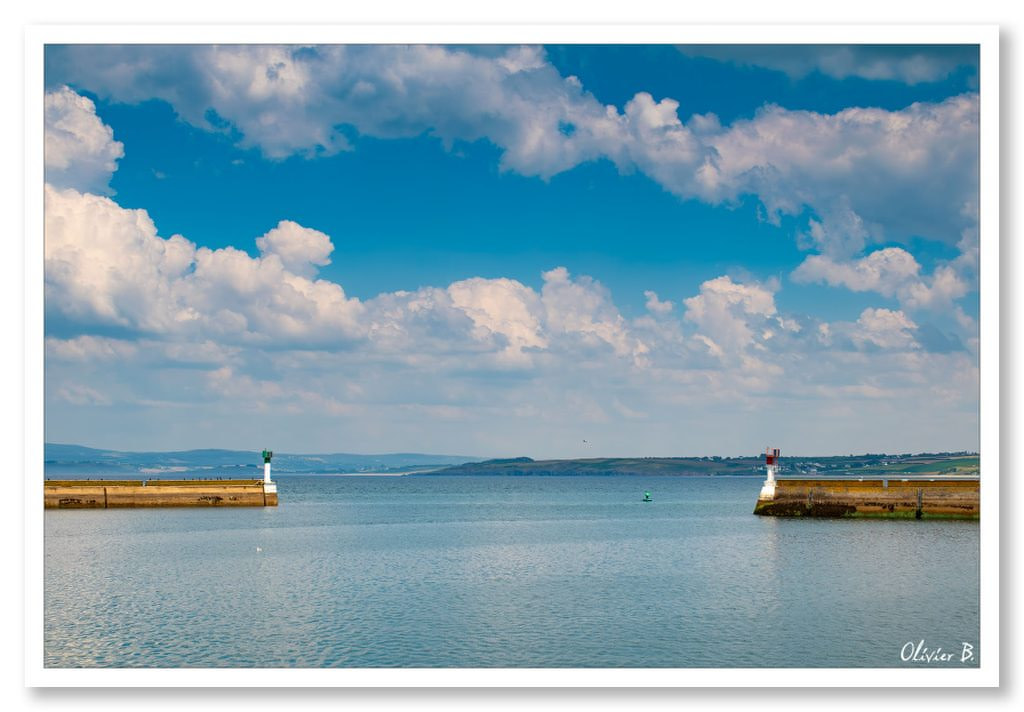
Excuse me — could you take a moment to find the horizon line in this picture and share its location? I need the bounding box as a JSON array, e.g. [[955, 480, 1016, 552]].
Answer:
[[43, 441, 980, 460]]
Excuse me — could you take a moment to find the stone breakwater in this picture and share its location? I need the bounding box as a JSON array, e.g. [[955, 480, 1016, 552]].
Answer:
[[44, 479, 278, 508], [754, 478, 978, 519]]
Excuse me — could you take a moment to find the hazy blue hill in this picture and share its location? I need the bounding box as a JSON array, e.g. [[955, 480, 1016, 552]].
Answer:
[[44, 443, 481, 478]]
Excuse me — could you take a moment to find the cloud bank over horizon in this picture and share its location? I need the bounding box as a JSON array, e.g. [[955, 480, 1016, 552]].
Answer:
[[42, 45, 981, 457]]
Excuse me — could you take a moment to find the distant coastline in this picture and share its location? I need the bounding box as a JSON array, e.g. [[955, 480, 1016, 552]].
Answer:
[[43, 443, 978, 480], [422, 453, 979, 477], [43, 443, 477, 479]]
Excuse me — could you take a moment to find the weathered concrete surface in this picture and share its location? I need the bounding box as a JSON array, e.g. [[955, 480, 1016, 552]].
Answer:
[[44, 480, 278, 508], [754, 478, 978, 519]]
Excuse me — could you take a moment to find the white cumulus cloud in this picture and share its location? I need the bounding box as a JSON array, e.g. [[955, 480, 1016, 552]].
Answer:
[[44, 185, 195, 333], [703, 95, 979, 255], [447, 277, 547, 363], [44, 85, 124, 194], [643, 290, 674, 314], [851, 308, 919, 351], [683, 275, 778, 357], [792, 247, 969, 311], [255, 220, 334, 277], [541, 267, 648, 364], [44, 185, 364, 346]]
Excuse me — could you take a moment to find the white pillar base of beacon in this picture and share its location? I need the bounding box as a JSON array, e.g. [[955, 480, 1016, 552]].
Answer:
[[263, 461, 275, 493], [759, 464, 777, 499]]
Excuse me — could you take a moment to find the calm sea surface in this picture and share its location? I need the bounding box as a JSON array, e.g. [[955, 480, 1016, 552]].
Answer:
[[44, 475, 980, 668]]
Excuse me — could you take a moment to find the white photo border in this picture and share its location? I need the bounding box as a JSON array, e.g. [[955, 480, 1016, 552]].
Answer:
[[24, 23, 1000, 688]]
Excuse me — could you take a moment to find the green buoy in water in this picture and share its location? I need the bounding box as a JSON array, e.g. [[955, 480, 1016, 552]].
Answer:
[[643, 491, 652, 502]]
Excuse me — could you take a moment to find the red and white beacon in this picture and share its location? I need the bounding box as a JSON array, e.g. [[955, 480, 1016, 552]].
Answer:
[[760, 447, 781, 499]]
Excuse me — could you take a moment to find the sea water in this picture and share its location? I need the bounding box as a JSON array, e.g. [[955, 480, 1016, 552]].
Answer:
[[44, 476, 980, 668]]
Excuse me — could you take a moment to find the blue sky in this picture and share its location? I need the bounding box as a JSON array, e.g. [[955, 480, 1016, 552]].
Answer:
[[42, 44, 981, 457]]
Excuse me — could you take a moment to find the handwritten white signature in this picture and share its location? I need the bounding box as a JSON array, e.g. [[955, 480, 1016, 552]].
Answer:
[[900, 640, 975, 664]]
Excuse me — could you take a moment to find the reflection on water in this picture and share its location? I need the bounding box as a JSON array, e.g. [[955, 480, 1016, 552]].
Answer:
[[44, 476, 979, 668]]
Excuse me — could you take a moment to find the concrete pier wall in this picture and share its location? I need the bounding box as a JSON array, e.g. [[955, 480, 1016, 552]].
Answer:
[[44, 480, 278, 508], [754, 478, 978, 519]]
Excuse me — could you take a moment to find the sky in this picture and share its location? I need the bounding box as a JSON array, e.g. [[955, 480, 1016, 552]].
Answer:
[[41, 43, 981, 458]]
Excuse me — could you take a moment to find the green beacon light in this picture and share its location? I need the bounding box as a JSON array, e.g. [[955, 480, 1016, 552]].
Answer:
[[643, 490, 652, 502]]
